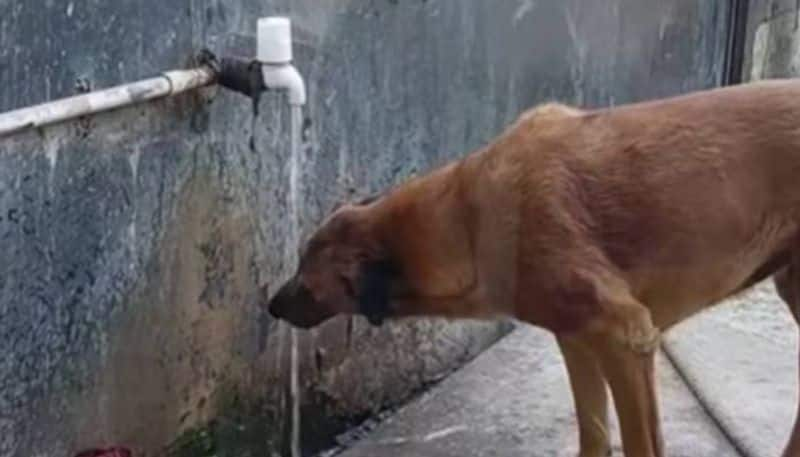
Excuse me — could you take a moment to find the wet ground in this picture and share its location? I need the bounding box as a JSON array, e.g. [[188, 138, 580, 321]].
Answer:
[[324, 282, 798, 457]]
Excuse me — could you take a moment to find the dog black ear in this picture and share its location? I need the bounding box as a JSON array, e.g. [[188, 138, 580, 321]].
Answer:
[[358, 260, 396, 326]]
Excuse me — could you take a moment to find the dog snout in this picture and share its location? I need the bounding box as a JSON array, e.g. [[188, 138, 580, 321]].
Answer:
[[267, 276, 336, 328], [269, 277, 301, 319], [268, 298, 285, 320], [267, 278, 296, 320], [268, 276, 316, 318]]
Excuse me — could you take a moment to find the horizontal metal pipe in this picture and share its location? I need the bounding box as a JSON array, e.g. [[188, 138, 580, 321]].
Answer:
[[0, 66, 216, 139]]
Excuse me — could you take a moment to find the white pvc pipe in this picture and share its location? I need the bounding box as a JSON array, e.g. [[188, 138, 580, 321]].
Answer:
[[261, 64, 306, 106], [0, 67, 216, 138], [257, 17, 306, 106], [258, 17, 293, 64]]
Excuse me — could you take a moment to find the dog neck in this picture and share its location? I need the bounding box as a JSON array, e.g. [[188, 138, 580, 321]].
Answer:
[[366, 161, 484, 317]]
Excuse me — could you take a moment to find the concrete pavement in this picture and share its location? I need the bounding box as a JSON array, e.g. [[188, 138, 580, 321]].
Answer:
[[329, 282, 800, 457], [336, 325, 740, 457]]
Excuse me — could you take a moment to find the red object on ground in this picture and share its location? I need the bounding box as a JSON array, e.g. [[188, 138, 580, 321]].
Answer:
[[74, 447, 132, 457]]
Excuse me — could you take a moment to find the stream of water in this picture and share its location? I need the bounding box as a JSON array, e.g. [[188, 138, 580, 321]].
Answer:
[[287, 105, 304, 457]]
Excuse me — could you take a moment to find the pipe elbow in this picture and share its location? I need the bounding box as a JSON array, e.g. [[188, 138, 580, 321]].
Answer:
[[261, 64, 306, 106]]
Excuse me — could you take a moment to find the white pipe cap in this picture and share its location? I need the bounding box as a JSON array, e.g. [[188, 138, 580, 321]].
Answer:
[[257, 16, 293, 64]]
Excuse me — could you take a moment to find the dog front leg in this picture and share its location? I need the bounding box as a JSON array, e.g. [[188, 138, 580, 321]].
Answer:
[[559, 337, 612, 457], [582, 299, 664, 457]]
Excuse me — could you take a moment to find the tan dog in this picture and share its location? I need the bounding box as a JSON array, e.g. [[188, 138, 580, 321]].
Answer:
[[268, 79, 800, 457]]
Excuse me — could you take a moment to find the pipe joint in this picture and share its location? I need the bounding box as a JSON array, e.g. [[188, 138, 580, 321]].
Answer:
[[261, 63, 306, 107], [215, 56, 267, 99], [211, 16, 306, 107]]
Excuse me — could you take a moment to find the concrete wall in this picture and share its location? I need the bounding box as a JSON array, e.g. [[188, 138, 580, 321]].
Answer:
[[742, 0, 800, 81], [0, 1, 730, 456]]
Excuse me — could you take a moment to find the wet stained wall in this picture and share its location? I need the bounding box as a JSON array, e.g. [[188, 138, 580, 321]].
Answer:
[[743, 0, 800, 81], [0, 1, 730, 456]]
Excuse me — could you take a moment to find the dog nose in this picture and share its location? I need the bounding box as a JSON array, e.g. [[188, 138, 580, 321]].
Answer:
[[256, 282, 283, 320], [268, 294, 286, 320], [268, 278, 296, 320], [268, 306, 284, 320]]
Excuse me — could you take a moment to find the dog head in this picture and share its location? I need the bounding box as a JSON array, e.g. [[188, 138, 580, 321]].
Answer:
[[268, 163, 480, 329], [267, 196, 398, 328]]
